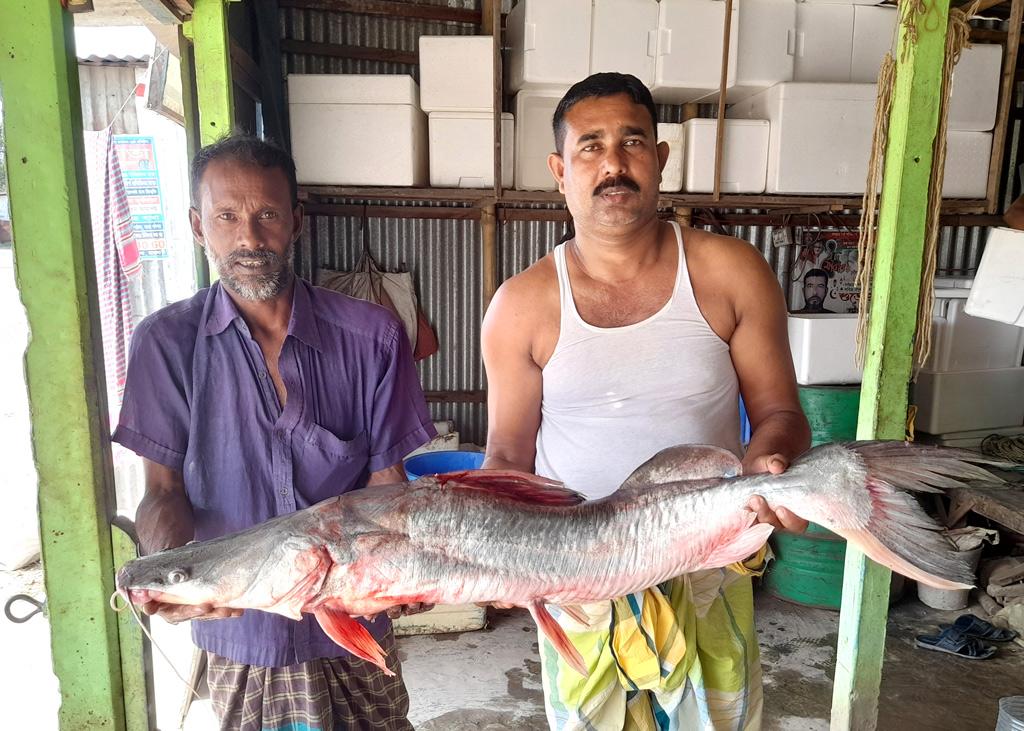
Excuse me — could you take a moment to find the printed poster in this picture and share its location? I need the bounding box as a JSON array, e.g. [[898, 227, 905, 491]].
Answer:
[[113, 135, 168, 260], [789, 230, 861, 315]]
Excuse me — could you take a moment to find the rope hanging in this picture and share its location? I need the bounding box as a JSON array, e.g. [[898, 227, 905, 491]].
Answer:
[[854, 0, 981, 371]]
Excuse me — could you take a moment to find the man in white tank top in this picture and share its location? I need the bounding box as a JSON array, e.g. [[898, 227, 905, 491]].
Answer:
[[482, 73, 810, 730]]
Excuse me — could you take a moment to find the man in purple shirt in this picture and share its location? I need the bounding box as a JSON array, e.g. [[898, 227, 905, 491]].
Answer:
[[113, 135, 436, 730]]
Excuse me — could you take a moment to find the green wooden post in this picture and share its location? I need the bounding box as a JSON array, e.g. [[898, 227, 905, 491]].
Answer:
[[111, 524, 153, 731], [187, 0, 235, 146], [0, 3, 126, 730], [830, 3, 950, 729], [178, 26, 211, 288]]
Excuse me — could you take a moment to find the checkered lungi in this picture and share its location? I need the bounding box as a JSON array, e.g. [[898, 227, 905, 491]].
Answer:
[[207, 628, 412, 731]]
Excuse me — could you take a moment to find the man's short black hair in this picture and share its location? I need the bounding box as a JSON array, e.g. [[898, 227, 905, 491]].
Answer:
[[190, 134, 299, 208], [804, 268, 830, 283], [552, 72, 659, 155]]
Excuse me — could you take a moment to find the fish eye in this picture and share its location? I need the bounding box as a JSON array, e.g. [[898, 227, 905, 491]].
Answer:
[[167, 569, 189, 585]]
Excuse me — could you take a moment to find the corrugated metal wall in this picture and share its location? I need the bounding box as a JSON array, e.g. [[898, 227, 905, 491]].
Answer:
[[280, 3, 1005, 445]]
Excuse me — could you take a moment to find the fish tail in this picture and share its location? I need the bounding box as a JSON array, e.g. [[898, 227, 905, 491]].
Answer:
[[795, 442, 1008, 590]]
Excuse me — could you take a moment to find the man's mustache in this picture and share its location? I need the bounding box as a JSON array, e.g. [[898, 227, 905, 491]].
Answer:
[[593, 176, 641, 196], [226, 249, 283, 266]]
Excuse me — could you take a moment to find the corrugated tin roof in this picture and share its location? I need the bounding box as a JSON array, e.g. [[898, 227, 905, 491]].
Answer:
[[78, 54, 149, 67]]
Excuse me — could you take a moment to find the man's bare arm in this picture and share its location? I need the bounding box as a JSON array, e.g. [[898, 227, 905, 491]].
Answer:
[[481, 278, 545, 473], [366, 462, 407, 486]]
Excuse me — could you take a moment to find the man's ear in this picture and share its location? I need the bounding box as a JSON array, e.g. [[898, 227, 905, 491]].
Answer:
[[547, 152, 566, 194], [189, 206, 205, 249], [292, 202, 304, 244], [657, 140, 670, 173]]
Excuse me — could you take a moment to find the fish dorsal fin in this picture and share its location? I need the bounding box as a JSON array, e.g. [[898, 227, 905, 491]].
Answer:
[[434, 470, 585, 507], [619, 445, 742, 491]]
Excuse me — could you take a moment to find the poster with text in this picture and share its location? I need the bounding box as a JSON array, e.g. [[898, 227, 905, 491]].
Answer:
[[114, 135, 168, 260], [789, 230, 860, 314]]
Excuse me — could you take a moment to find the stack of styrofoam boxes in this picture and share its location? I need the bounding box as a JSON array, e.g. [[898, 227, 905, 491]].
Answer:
[[682, 119, 770, 193], [660, 123, 685, 192], [288, 75, 428, 186], [911, 274, 1024, 442], [419, 36, 513, 189], [944, 44, 1003, 199]]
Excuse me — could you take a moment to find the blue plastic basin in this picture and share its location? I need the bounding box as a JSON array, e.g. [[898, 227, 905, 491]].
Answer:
[[404, 450, 485, 480]]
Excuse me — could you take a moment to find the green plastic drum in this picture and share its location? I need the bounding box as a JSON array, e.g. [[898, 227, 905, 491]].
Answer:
[[761, 385, 860, 610]]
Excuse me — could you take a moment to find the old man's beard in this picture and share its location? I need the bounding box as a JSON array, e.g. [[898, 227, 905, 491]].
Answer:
[[209, 243, 295, 301]]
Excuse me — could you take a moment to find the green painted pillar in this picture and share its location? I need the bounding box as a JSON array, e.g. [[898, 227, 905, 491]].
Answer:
[[178, 25, 211, 289], [187, 0, 235, 146], [0, 3, 126, 730], [831, 3, 950, 729]]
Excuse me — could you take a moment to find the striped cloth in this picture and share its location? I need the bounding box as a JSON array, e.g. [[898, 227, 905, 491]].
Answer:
[[207, 627, 412, 731], [84, 130, 141, 426], [541, 550, 769, 731]]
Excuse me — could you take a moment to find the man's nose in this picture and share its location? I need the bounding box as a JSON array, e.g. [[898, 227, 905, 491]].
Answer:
[[600, 145, 628, 177], [236, 216, 265, 249]]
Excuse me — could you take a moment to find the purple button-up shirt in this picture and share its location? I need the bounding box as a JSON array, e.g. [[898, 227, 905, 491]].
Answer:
[[113, 279, 436, 667]]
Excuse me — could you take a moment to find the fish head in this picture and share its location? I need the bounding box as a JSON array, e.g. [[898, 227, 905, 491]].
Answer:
[[116, 522, 334, 619]]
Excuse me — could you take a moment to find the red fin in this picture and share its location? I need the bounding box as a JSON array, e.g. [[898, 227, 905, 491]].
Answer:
[[558, 604, 590, 625], [530, 601, 588, 677], [314, 608, 394, 676], [698, 516, 775, 570], [436, 470, 585, 506]]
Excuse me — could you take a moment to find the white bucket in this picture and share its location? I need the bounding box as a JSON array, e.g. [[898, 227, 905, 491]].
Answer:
[[916, 546, 984, 610]]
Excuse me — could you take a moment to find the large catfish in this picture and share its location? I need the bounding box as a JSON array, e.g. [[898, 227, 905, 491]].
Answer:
[[116, 441, 1007, 676]]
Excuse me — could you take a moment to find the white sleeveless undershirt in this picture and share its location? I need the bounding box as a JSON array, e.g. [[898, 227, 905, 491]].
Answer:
[[534, 222, 741, 500]]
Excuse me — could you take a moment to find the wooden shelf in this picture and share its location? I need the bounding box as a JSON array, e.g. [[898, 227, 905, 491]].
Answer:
[[298, 185, 992, 218]]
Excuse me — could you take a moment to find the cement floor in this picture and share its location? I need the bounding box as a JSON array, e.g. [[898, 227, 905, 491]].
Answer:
[[401, 594, 1024, 731]]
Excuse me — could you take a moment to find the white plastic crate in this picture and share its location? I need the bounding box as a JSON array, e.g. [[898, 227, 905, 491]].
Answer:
[[659, 123, 684, 193], [514, 89, 563, 191], [941, 131, 992, 199], [591, 0, 659, 86], [965, 227, 1024, 327], [428, 112, 514, 189], [728, 82, 876, 194], [288, 75, 427, 186], [924, 285, 1024, 372], [793, 3, 855, 82], [787, 314, 862, 385], [917, 425, 1024, 449], [850, 6, 897, 83], [652, 0, 738, 103], [699, 0, 795, 104], [912, 367, 1024, 434], [419, 36, 494, 112], [682, 119, 769, 194], [949, 44, 1003, 131], [506, 0, 591, 92]]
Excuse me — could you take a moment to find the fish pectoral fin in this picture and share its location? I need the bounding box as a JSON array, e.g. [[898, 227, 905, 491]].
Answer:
[[698, 518, 775, 570], [314, 608, 394, 677], [435, 470, 585, 507], [530, 601, 589, 677], [558, 604, 591, 625]]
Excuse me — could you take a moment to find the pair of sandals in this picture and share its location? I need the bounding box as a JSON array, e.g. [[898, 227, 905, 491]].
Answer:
[[915, 614, 1019, 660]]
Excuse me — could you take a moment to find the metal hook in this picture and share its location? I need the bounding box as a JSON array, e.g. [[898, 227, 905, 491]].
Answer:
[[4, 594, 46, 624]]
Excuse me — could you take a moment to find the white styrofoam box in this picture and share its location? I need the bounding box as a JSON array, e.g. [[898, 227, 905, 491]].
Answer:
[[652, 0, 738, 103], [924, 286, 1024, 372], [787, 314, 862, 385], [288, 75, 427, 186], [682, 118, 769, 193], [428, 112, 514, 189], [506, 0, 591, 92], [912, 367, 1024, 434], [793, 3, 855, 82], [591, 0, 659, 86], [699, 0, 796, 104], [949, 44, 1003, 131], [514, 89, 563, 191], [659, 123, 684, 193], [965, 227, 1024, 327], [917, 425, 1024, 448], [941, 131, 991, 199], [850, 6, 897, 83], [419, 36, 494, 112], [728, 83, 876, 194]]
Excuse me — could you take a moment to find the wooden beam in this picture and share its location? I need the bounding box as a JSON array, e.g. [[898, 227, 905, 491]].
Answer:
[[831, 3, 951, 729], [481, 202, 499, 309], [424, 390, 488, 404], [713, 0, 734, 201], [304, 202, 479, 220], [986, 0, 1023, 213], [188, 0, 234, 145], [230, 38, 263, 102], [0, 2, 127, 727], [279, 38, 417, 66], [278, 0, 480, 25]]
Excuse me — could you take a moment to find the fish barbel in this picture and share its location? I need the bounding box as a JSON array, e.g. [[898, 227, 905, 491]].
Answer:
[[115, 441, 1007, 676]]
